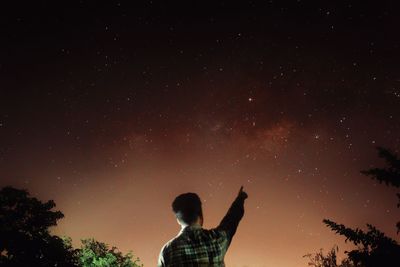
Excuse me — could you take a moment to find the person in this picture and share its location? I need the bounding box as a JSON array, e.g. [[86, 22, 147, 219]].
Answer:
[[157, 186, 248, 267]]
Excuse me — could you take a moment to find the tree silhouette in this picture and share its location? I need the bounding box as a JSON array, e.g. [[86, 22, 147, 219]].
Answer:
[[323, 147, 400, 267], [360, 147, 400, 234], [0, 186, 142, 267], [304, 246, 354, 267], [0, 186, 77, 267]]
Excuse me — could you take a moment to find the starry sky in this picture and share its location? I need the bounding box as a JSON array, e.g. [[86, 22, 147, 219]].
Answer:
[[1, 1, 400, 267]]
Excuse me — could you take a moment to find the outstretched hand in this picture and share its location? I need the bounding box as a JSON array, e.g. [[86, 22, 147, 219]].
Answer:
[[238, 186, 248, 200]]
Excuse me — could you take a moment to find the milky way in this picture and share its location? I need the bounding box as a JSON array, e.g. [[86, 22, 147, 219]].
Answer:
[[1, 2, 400, 266]]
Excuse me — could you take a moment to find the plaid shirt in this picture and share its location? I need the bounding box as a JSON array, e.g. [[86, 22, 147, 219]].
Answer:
[[158, 195, 245, 267]]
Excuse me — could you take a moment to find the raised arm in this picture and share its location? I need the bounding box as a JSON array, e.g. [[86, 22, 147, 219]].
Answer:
[[217, 186, 248, 242]]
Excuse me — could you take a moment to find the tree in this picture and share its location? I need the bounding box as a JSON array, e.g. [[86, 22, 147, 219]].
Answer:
[[323, 147, 400, 267], [77, 238, 142, 267], [0, 186, 143, 267], [360, 147, 400, 234], [0, 186, 77, 267], [304, 246, 354, 267]]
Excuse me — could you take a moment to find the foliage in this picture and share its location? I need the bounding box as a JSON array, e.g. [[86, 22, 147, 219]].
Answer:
[[0, 186, 143, 267], [323, 147, 400, 267], [304, 246, 354, 267], [0, 186, 77, 267], [361, 147, 400, 188], [77, 238, 142, 267], [360, 147, 400, 233]]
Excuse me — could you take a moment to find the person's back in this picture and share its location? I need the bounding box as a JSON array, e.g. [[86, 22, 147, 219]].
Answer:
[[158, 187, 248, 267], [160, 226, 229, 266]]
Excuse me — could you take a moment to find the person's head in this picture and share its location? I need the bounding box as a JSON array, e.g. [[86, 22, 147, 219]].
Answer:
[[172, 193, 203, 227]]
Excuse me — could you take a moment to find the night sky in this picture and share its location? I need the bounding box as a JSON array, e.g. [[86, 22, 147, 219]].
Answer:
[[1, 1, 400, 266]]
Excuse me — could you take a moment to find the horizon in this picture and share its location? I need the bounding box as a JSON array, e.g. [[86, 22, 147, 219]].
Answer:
[[1, 2, 399, 266]]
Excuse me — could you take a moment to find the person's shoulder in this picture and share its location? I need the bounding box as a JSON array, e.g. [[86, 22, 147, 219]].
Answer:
[[202, 227, 229, 239], [158, 237, 177, 267], [161, 233, 187, 255], [160, 237, 176, 254]]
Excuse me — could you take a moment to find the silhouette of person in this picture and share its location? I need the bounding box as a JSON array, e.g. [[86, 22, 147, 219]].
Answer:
[[158, 186, 248, 267]]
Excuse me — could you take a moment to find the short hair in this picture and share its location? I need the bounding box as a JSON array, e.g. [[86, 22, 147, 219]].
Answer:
[[172, 193, 203, 225]]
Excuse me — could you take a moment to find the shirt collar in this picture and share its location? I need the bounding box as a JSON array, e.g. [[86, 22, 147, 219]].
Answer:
[[179, 224, 202, 234]]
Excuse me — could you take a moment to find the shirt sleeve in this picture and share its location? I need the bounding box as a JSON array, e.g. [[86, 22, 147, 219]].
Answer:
[[157, 245, 166, 267], [216, 194, 245, 243]]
